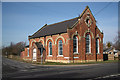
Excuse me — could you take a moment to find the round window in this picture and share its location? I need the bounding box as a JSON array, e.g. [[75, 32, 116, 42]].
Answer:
[[86, 19, 90, 24]]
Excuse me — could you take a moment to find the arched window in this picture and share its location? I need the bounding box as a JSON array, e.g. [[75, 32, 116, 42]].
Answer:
[[73, 36, 78, 53], [96, 38, 99, 53], [49, 41, 52, 55], [58, 40, 63, 55], [86, 34, 91, 53]]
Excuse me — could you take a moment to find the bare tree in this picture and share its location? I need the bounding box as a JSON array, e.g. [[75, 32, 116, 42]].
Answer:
[[113, 31, 120, 50], [2, 41, 26, 56], [106, 41, 113, 48], [103, 43, 106, 50]]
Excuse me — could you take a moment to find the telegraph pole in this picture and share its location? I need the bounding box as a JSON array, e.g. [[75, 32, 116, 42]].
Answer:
[[41, 48, 43, 64], [6, 52, 8, 58]]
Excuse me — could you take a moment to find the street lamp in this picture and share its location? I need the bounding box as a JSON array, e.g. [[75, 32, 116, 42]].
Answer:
[[41, 47, 43, 64], [6, 52, 8, 58]]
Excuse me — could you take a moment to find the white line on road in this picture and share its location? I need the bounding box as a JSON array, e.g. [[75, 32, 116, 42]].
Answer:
[[87, 79, 92, 80], [31, 69, 38, 70], [20, 70, 28, 72], [93, 74, 120, 79]]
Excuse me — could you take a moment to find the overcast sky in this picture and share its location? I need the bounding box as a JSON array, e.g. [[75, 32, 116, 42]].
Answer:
[[2, 2, 118, 46]]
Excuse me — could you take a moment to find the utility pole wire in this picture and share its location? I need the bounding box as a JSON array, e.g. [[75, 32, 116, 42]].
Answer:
[[94, 2, 112, 16], [94, 2, 112, 31], [76, 3, 112, 33]]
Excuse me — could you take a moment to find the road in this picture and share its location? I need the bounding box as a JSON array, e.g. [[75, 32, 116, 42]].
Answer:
[[2, 57, 120, 79]]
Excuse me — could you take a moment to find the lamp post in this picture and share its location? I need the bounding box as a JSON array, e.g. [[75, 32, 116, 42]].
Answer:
[[6, 52, 8, 58], [41, 48, 43, 64]]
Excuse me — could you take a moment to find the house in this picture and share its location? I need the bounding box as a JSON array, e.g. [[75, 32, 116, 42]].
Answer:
[[103, 47, 120, 60], [21, 6, 103, 63]]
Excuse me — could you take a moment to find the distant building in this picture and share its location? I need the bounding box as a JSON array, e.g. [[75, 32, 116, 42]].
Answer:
[[21, 6, 103, 63], [103, 47, 120, 60]]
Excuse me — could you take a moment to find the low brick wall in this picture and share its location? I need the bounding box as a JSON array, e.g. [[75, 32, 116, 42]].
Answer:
[[7, 55, 22, 61], [45, 59, 103, 63], [108, 54, 114, 60]]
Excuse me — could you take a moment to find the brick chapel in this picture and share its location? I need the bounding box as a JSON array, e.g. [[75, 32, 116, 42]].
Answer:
[[21, 6, 104, 63]]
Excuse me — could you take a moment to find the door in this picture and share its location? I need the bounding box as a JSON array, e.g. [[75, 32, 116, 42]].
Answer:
[[33, 48, 37, 61], [103, 54, 108, 61]]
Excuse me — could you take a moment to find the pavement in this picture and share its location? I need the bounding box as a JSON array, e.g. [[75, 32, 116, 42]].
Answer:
[[2, 57, 120, 79]]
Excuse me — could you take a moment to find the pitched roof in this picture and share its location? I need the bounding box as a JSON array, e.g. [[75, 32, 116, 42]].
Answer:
[[29, 17, 78, 39], [103, 47, 113, 52], [29, 6, 92, 39]]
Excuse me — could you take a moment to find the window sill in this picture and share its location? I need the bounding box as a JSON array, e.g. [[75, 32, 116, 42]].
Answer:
[[73, 57, 79, 59], [64, 57, 69, 59], [57, 55, 63, 57], [33, 60, 37, 61], [40, 55, 43, 57], [73, 52, 79, 54], [96, 53, 100, 54], [48, 55, 53, 57], [86, 53, 92, 54]]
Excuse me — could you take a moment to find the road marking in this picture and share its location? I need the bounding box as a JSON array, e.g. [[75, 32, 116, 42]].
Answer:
[[21, 70, 28, 72], [31, 69, 38, 70], [2, 63, 6, 65], [102, 76, 110, 78], [87, 79, 92, 80], [25, 66, 30, 68], [93, 74, 120, 79]]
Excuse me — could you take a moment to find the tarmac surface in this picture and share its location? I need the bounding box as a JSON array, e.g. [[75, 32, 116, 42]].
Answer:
[[2, 57, 120, 79]]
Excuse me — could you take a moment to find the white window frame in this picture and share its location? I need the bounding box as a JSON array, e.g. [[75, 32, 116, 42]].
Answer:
[[96, 39, 99, 54], [73, 36, 78, 53], [27, 48, 29, 57], [89, 35, 91, 53], [49, 41, 52, 56], [86, 34, 91, 53], [58, 40, 63, 56]]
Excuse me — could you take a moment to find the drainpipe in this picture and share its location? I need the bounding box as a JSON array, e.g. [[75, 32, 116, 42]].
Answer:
[[41, 48, 43, 64], [95, 27, 97, 61]]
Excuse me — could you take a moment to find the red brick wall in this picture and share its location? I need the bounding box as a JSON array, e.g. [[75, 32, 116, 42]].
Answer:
[[20, 51, 25, 59], [45, 33, 70, 61], [67, 8, 103, 61], [22, 7, 103, 63], [20, 47, 31, 60]]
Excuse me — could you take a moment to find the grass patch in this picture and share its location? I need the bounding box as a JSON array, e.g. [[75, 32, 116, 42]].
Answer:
[[101, 60, 118, 63], [5, 56, 118, 65], [43, 62, 67, 65], [37, 60, 118, 65]]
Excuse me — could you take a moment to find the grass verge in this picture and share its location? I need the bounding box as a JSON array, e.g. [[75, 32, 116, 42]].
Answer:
[[5, 56, 118, 65], [37, 60, 118, 65]]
